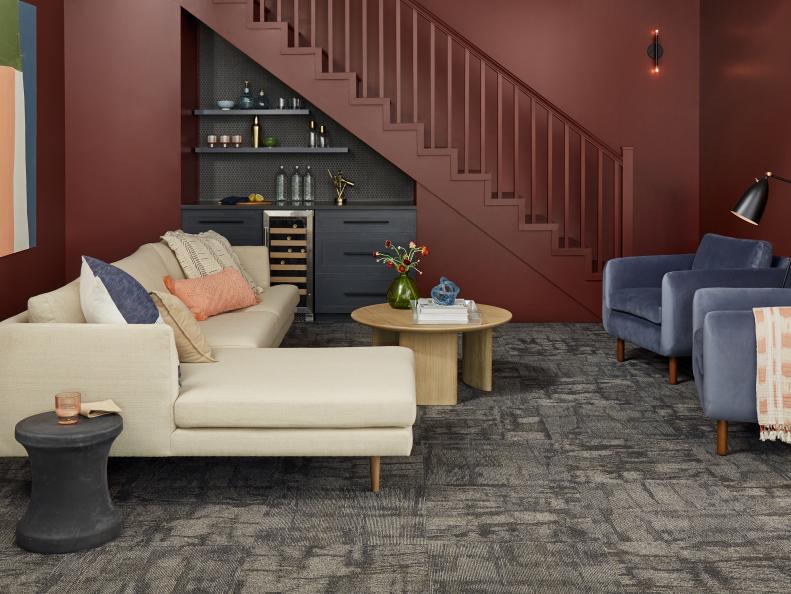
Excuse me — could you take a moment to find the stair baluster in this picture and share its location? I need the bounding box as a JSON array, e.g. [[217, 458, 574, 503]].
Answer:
[[239, 0, 635, 274]]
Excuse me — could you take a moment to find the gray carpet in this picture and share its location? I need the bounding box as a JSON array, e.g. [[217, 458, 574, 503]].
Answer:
[[2, 322, 791, 593]]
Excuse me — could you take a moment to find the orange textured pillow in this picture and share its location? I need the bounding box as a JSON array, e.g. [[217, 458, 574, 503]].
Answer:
[[164, 268, 258, 321]]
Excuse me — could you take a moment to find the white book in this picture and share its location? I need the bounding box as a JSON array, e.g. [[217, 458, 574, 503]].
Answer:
[[412, 298, 480, 324]]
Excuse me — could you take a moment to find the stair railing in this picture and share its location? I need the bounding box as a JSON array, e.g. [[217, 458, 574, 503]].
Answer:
[[250, 0, 634, 270]]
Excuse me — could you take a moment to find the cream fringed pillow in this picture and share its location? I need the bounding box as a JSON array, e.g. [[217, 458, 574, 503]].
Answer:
[[149, 291, 216, 363], [161, 230, 263, 294]]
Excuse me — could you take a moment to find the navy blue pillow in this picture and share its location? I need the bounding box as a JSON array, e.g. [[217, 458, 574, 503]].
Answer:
[[79, 256, 161, 324]]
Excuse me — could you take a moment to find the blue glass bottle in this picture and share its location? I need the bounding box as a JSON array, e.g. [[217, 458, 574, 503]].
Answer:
[[238, 81, 254, 110]]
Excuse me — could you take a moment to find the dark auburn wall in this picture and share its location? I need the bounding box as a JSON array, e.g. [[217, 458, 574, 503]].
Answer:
[[417, 0, 701, 257], [0, 0, 65, 320], [699, 0, 791, 256], [63, 0, 182, 279]]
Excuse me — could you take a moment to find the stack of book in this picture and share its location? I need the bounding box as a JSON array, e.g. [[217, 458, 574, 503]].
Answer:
[[411, 298, 480, 325]]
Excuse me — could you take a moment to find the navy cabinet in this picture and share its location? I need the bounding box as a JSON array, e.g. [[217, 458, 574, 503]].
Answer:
[[181, 209, 264, 245], [314, 208, 416, 313], [181, 206, 416, 315]]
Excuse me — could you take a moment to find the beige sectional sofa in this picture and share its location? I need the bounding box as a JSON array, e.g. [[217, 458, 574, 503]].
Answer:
[[0, 242, 416, 491]]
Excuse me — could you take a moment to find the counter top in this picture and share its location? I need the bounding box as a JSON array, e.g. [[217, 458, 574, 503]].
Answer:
[[182, 202, 416, 210]]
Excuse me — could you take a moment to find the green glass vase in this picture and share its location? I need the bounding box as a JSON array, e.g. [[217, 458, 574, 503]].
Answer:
[[387, 273, 419, 309]]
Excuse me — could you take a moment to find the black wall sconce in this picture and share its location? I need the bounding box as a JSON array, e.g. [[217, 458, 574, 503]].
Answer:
[[647, 28, 663, 74]]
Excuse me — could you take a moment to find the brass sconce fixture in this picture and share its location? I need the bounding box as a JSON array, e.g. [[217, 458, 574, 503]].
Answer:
[[647, 28, 663, 74]]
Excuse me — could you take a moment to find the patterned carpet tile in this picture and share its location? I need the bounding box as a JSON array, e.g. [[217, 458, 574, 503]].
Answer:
[[1, 322, 791, 593], [236, 545, 430, 594]]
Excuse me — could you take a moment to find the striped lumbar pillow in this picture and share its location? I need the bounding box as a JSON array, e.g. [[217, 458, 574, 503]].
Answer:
[[161, 230, 262, 294]]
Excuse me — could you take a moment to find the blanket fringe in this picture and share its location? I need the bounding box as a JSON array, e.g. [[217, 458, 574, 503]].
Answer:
[[759, 425, 791, 444]]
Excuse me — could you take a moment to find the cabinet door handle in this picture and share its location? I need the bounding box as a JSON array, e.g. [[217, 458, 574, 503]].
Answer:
[[344, 292, 387, 297], [197, 219, 245, 225], [343, 251, 375, 256], [342, 220, 389, 225]]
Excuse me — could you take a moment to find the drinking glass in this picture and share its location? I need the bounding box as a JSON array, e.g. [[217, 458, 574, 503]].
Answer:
[[55, 392, 81, 425]]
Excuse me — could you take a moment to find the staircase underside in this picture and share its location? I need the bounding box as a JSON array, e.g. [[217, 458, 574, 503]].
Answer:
[[181, 0, 607, 318]]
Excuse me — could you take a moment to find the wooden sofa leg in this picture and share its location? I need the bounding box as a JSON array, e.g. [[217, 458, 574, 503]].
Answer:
[[716, 420, 728, 456], [370, 456, 381, 492], [668, 357, 678, 385], [616, 339, 625, 363]]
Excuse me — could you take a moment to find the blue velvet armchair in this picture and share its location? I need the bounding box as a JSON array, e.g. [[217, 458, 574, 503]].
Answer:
[[692, 286, 791, 455], [603, 233, 785, 384]]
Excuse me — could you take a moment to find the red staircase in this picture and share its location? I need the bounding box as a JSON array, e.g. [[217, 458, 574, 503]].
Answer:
[[181, 0, 634, 317]]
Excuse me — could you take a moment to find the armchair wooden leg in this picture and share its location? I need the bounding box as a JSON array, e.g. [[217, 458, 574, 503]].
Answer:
[[668, 357, 678, 385], [369, 456, 381, 492], [716, 420, 728, 456], [616, 338, 625, 363]]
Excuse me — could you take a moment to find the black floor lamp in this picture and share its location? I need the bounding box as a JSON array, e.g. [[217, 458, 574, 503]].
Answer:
[[731, 171, 791, 288]]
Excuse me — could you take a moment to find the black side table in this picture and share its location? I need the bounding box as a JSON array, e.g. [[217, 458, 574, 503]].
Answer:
[[15, 412, 123, 554]]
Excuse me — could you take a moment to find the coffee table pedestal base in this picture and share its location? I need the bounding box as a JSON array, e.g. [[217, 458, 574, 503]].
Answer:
[[374, 327, 494, 406]]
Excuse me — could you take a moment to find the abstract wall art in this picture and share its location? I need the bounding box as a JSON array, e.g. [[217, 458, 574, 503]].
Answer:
[[0, 0, 36, 257]]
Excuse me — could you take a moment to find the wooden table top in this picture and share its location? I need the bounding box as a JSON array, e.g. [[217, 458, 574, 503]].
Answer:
[[351, 303, 512, 333]]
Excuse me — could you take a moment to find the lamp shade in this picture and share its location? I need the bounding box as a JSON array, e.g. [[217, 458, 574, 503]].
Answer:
[[731, 176, 769, 225]]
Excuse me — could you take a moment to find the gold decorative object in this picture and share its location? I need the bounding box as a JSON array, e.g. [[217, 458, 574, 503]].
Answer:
[[328, 169, 355, 206]]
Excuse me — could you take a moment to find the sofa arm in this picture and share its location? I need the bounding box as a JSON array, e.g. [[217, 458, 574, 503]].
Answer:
[[660, 268, 787, 355], [603, 254, 694, 306], [0, 323, 179, 457], [701, 310, 759, 423], [692, 287, 791, 337], [233, 245, 270, 288]]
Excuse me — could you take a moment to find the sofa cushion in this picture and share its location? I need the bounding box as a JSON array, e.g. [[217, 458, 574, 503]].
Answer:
[[692, 233, 772, 271], [241, 284, 299, 318], [79, 256, 161, 325], [161, 230, 262, 294], [610, 287, 663, 324], [165, 269, 258, 321], [198, 311, 282, 348], [150, 291, 216, 363], [113, 244, 177, 292], [28, 280, 86, 323], [176, 346, 416, 429]]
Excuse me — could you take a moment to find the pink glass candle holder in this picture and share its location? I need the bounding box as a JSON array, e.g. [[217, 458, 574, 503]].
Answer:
[[55, 392, 81, 425]]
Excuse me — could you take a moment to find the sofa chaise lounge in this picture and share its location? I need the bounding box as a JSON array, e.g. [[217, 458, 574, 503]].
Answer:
[[0, 242, 416, 491]]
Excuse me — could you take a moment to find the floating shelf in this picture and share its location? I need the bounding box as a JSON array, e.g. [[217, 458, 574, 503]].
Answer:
[[195, 147, 349, 154], [193, 109, 310, 116]]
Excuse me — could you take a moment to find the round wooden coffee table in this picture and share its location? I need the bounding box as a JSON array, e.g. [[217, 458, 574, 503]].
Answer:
[[351, 303, 512, 405]]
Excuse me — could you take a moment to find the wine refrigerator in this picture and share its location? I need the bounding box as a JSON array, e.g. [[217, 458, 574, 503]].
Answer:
[[264, 210, 314, 321]]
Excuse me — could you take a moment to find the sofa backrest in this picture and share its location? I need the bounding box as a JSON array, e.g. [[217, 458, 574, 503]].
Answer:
[[113, 242, 186, 292], [692, 233, 773, 270], [25, 242, 186, 323]]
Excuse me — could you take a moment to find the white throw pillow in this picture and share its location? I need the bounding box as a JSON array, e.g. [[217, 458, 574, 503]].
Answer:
[[79, 256, 162, 325], [161, 230, 263, 294]]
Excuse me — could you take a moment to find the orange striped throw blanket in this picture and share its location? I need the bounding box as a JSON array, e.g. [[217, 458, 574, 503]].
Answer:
[[754, 307, 791, 443]]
